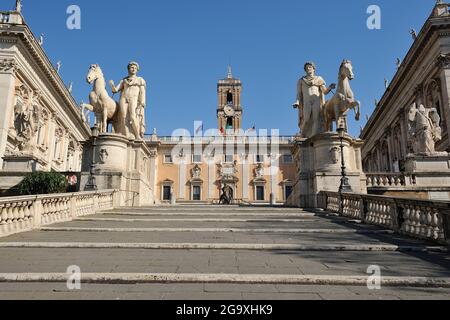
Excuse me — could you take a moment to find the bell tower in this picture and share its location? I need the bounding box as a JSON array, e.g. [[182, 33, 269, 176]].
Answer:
[[217, 66, 242, 133]]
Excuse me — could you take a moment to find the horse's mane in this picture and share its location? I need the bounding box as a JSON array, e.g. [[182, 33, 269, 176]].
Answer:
[[339, 60, 352, 75], [90, 64, 104, 78]]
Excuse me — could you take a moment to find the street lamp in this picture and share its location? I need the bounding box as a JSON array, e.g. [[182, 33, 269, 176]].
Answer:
[[86, 124, 99, 191], [337, 128, 352, 194]]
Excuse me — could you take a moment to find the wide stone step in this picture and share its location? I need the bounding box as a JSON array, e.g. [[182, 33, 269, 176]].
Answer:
[[103, 207, 313, 214], [1, 273, 449, 288], [0, 229, 435, 247], [0, 248, 448, 277], [57, 219, 370, 230], [76, 217, 325, 224], [1, 283, 449, 300], [40, 226, 395, 235], [0, 242, 445, 252], [99, 211, 320, 217]]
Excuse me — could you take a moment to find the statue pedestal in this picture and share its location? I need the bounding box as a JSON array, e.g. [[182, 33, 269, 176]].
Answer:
[[405, 154, 450, 173], [290, 132, 367, 208], [80, 133, 155, 206], [2, 154, 39, 172], [404, 154, 450, 199]]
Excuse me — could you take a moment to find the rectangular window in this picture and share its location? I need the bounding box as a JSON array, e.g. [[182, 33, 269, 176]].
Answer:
[[192, 154, 202, 163], [285, 185, 293, 200], [283, 154, 293, 164], [225, 155, 234, 163], [193, 186, 201, 201], [256, 186, 265, 201], [164, 154, 173, 163], [163, 186, 171, 201], [256, 155, 264, 163]]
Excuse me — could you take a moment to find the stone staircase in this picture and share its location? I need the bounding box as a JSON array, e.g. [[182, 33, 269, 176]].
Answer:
[[0, 205, 449, 300]]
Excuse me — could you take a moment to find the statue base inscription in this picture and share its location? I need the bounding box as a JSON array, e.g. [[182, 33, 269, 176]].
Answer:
[[288, 132, 367, 208]]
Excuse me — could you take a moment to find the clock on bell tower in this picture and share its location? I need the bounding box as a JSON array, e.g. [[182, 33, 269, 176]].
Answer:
[[217, 66, 242, 134]]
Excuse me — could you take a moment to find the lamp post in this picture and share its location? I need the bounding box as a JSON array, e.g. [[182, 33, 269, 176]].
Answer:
[[86, 124, 99, 191], [337, 128, 352, 194], [337, 128, 352, 215]]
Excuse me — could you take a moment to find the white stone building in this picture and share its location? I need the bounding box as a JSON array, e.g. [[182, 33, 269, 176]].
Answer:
[[361, 2, 450, 200]]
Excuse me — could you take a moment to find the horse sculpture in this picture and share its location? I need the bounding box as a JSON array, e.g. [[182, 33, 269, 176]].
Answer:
[[324, 60, 361, 132], [81, 64, 120, 134]]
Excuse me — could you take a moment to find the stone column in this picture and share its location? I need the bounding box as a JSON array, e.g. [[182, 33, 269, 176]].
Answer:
[[208, 158, 215, 200], [241, 154, 249, 200], [61, 130, 70, 169], [439, 67, 450, 149], [178, 155, 186, 200], [47, 113, 57, 170], [0, 59, 19, 170], [77, 145, 83, 172], [384, 129, 393, 172], [149, 150, 157, 196], [270, 154, 279, 204], [397, 109, 408, 160], [376, 145, 383, 172]]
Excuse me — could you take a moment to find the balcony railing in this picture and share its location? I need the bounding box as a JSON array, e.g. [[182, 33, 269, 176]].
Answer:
[[0, 190, 117, 238], [366, 173, 408, 188], [0, 12, 10, 23], [318, 191, 450, 245], [147, 135, 296, 144]]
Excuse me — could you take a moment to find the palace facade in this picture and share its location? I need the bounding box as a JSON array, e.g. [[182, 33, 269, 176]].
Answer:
[[148, 68, 297, 204], [0, 10, 90, 193], [361, 2, 450, 200]]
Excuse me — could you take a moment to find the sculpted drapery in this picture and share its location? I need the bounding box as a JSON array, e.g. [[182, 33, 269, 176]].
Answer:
[[294, 62, 335, 138]]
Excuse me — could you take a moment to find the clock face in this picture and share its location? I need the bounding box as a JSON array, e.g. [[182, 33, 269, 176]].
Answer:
[[224, 105, 235, 117]]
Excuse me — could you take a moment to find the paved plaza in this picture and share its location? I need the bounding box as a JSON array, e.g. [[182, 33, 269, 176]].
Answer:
[[0, 205, 449, 300]]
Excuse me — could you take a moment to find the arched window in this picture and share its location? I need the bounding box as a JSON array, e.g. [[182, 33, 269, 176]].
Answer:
[[226, 117, 233, 129], [226, 91, 233, 104]]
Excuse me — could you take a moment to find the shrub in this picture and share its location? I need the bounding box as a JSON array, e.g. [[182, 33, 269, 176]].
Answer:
[[18, 172, 68, 195]]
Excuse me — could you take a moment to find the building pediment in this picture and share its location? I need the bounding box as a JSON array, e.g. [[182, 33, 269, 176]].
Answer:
[[252, 177, 267, 184]]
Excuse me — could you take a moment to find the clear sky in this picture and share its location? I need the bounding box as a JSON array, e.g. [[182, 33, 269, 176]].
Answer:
[[8, 0, 434, 137]]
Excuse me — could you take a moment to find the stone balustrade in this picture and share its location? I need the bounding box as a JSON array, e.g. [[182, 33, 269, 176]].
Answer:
[[319, 191, 450, 244], [0, 190, 117, 237], [0, 12, 10, 23], [366, 173, 407, 188], [152, 136, 295, 144]]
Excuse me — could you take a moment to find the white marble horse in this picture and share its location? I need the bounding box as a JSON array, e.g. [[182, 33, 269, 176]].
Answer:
[[324, 60, 361, 132], [81, 64, 120, 134]]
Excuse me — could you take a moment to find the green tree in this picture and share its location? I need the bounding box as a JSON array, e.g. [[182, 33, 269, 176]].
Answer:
[[18, 172, 68, 195]]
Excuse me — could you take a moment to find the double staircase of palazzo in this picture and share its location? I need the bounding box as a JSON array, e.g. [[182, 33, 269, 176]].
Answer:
[[0, 204, 449, 300]]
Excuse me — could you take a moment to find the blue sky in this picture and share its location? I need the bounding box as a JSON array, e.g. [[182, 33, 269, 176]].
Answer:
[[10, 0, 433, 136]]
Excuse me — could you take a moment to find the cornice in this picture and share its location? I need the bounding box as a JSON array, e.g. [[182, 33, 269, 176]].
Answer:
[[0, 23, 91, 138], [361, 16, 450, 140]]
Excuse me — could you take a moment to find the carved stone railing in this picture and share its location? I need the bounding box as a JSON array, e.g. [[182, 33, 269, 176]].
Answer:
[[366, 173, 407, 188], [319, 192, 450, 244], [152, 135, 296, 144], [0, 11, 22, 24], [0, 190, 117, 237]]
